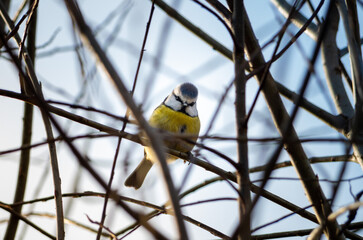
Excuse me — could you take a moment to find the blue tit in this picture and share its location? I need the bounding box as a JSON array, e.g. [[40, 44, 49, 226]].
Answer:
[[125, 82, 201, 189]]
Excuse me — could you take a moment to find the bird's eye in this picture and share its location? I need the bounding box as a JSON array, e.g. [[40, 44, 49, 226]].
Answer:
[[175, 95, 182, 102], [189, 102, 195, 107]]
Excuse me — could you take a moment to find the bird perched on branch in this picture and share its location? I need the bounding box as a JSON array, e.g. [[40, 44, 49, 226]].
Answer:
[[125, 82, 201, 189]]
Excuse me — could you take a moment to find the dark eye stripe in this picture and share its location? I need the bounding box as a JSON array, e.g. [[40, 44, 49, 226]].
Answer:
[[174, 93, 195, 107], [174, 94, 183, 103]]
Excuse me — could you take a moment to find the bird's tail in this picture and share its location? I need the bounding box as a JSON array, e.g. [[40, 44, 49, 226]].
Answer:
[[124, 158, 153, 189]]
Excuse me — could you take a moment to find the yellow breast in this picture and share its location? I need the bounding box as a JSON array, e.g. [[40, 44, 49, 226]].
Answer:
[[149, 104, 200, 135], [145, 104, 200, 161]]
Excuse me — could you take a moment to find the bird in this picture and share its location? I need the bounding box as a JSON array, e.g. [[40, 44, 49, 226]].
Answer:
[[124, 82, 201, 189]]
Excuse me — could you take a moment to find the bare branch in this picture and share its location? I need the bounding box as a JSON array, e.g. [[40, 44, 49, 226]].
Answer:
[[0, 2, 66, 238], [4, 0, 36, 237], [270, 0, 319, 40], [0, 202, 56, 239], [168, 0, 344, 134], [309, 201, 363, 240], [321, 4, 354, 117], [63, 1, 188, 239], [337, 0, 363, 170], [242, 3, 344, 239], [251, 221, 363, 240], [276, 81, 349, 133], [230, 0, 251, 238], [153, 0, 232, 59]]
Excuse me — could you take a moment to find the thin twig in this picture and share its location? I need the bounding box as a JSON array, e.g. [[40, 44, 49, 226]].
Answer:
[[158, 0, 344, 134], [309, 202, 363, 240], [63, 1, 187, 238], [251, 221, 363, 240], [47, 100, 133, 123], [191, 0, 237, 46], [14, 212, 113, 238], [13, 0, 29, 22], [0, 3, 66, 238], [0, 202, 56, 239], [271, 0, 319, 40], [231, 0, 251, 238], [3, 0, 36, 237], [232, 2, 344, 239], [153, 0, 232, 59], [1, 89, 359, 238], [96, 2, 155, 238], [0, 2, 172, 239], [337, 0, 363, 170], [321, 4, 354, 117]]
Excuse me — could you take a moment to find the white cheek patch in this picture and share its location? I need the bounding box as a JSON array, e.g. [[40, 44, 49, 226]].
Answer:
[[186, 105, 198, 117], [164, 92, 198, 117], [164, 94, 182, 111]]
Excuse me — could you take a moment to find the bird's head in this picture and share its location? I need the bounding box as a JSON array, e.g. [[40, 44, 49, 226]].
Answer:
[[164, 82, 198, 117]]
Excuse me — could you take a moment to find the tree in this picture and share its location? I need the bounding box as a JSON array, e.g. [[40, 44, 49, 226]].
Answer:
[[0, 0, 362, 239]]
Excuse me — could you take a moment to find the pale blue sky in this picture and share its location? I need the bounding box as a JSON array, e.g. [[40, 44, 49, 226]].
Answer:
[[0, 0, 362, 239]]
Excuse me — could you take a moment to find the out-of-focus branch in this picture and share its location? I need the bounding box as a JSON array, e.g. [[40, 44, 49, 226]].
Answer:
[[0, 201, 56, 239], [63, 1, 187, 239], [250, 154, 358, 173], [96, 2, 155, 238], [309, 201, 363, 240], [337, 0, 363, 170], [340, 37, 363, 57], [0, 107, 326, 236], [0, 1, 66, 239], [0, 0, 22, 46], [321, 4, 354, 118], [251, 221, 363, 240], [11, 191, 231, 239], [2, 89, 359, 238], [231, 0, 251, 238], [242, 3, 344, 239], [275, 81, 349, 133], [177, 152, 320, 225], [155, 0, 345, 133], [4, 0, 36, 238], [0, 85, 168, 239], [207, 0, 347, 135], [21, 212, 112, 238], [0, 0, 10, 46], [153, 0, 232, 59], [0, 89, 140, 141], [270, 0, 319, 40], [13, 0, 28, 22], [271, 0, 363, 171], [179, 152, 361, 238], [274, 0, 363, 166], [270, 0, 363, 133], [4, 104, 33, 236]]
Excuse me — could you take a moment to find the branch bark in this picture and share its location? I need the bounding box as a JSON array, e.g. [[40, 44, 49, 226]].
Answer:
[[231, 0, 251, 239], [270, 0, 319, 40], [153, 0, 232, 59], [336, 0, 363, 170], [4, 101, 34, 240], [243, 4, 344, 238], [2, 89, 360, 238], [156, 0, 346, 135], [62, 1, 188, 239], [4, 1, 36, 238], [0, 1, 65, 239], [0, 202, 56, 239], [321, 4, 354, 118]]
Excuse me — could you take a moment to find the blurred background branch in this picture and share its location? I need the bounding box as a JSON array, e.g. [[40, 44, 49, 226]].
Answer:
[[0, 0, 362, 239]]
